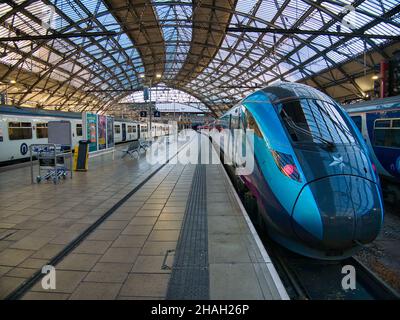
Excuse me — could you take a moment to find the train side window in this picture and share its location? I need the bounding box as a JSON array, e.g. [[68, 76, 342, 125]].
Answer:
[[220, 115, 229, 129], [8, 122, 32, 140], [374, 118, 400, 148], [127, 126, 133, 133], [374, 120, 390, 128], [374, 129, 400, 148], [350, 116, 362, 132], [245, 111, 262, 138], [76, 124, 83, 137], [36, 123, 48, 139], [132, 126, 137, 133], [115, 125, 121, 134]]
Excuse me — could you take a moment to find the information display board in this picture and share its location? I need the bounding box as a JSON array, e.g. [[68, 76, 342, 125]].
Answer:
[[98, 115, 106, 150], [83, 113, 115, 153], [107, 116, 114, 148], [48, 121, 71, 146], [84, 113, 97, 152]]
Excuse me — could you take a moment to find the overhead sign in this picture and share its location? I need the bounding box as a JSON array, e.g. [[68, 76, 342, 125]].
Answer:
[[140, 111, 147, 117], [0, 93, 6, 105], [154, 110, 161, 118], [143, 87, 149, 101]]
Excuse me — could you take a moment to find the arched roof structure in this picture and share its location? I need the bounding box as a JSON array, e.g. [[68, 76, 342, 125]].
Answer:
[[0, 0, 399, 115]]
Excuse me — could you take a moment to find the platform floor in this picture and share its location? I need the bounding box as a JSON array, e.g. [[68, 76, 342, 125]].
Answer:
[[0, 133, 287, 300]]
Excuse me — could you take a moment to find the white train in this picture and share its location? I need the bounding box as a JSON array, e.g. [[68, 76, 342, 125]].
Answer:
[[0, 105, 171, 165]]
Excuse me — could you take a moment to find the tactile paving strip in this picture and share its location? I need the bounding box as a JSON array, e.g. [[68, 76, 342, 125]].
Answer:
[[166, 163, 209, 299]]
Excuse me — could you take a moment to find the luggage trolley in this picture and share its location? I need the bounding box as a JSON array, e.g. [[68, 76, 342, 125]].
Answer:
[[30, 144, 73, 184]]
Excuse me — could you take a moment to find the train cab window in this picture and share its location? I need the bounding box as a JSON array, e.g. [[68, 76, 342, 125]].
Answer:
[[374, 119, 400, 148], [36, 123, 48, 139], [279, 99, 356, 145], [115, 125, 121, 134], [76, 124, 83, 137], [8, 122, 32, 140], [350, 116, 362, 132]]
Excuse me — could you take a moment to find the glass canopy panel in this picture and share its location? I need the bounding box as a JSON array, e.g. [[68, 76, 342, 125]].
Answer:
[[152, 0, 193, 79], [120, 84, 209, 113]]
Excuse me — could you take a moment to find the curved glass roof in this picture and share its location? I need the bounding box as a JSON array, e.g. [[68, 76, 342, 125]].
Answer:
[[120, 84, 209, 112], [0, 0, 399, 115]]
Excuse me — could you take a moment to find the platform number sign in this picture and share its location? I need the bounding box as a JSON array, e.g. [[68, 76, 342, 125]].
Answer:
[[140, 111, 147, 118], [154, 111, 161, 118]]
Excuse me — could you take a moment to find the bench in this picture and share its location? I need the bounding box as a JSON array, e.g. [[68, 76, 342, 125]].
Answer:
[[139, 138, 151, 151], [121, 140, 141, 159]]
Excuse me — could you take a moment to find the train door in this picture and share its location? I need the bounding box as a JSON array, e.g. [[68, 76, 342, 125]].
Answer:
[[75, 122, 83, 147], [122, 123, 126, 141], [0, 120, 4, 162], [137, 124, 141, 139]]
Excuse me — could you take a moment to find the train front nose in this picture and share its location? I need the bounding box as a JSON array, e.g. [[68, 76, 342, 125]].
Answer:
[[292, 175, 383, 254]]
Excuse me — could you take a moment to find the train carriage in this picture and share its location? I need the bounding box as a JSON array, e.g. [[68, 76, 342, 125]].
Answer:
[[344, 96, 400, 204], [344, 96, 400, 182], [0, 106, 82, 164], [0, 105, 171, 165]]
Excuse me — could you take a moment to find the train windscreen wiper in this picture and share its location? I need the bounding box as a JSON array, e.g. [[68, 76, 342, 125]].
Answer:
[[282, 111, 335, 150]]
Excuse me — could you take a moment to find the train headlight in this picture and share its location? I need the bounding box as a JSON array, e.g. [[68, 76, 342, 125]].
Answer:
[[271, 150, 301, 182]]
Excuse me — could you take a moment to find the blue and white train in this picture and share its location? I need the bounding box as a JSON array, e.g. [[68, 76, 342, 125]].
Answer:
[[344, 96, 400, 183], [212, 82, 384, 260], [0, 105, 170, 165]]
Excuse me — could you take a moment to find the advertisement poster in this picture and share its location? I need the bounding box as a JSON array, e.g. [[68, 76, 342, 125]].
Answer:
[[86, 113, 97, 152], [98, 115, 106, 150], [107, 117, 114, 148]]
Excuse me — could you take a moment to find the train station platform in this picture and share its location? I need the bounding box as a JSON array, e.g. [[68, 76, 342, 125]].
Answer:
[[0, 132, 288, 300]]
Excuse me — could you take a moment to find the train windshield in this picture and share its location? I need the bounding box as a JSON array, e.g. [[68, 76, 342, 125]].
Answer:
[[279, 99, 357, 146]]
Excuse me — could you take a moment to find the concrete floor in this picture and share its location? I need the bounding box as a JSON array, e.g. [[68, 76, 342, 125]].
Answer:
[[0, 133, 286, 300]]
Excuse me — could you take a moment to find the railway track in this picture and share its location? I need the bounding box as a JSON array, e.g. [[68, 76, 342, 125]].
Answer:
[[263, 239, 400, 300]]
